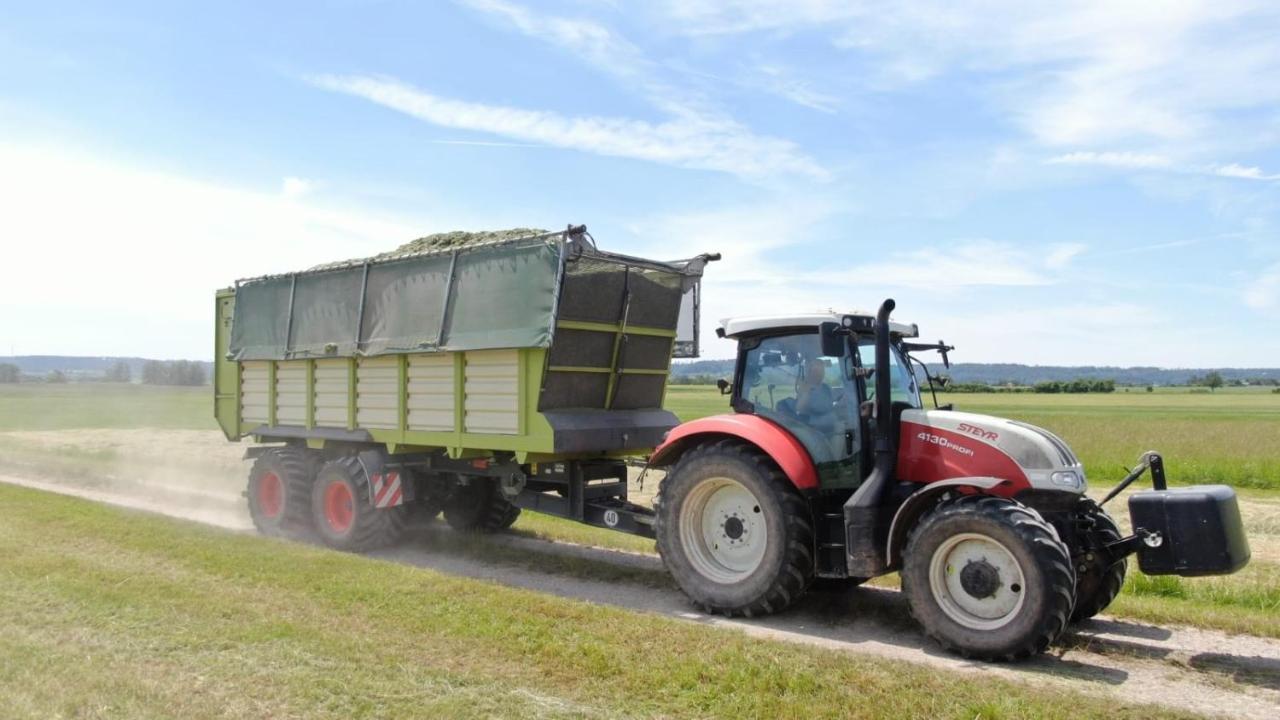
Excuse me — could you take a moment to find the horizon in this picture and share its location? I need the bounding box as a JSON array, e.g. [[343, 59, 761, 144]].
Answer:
[[2, 2, 1279, 366]]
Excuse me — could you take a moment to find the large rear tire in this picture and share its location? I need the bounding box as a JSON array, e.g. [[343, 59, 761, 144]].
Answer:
[[655, 439, 814, 617], [443, 478, 521, 533], [901, 495, 1075, 661], [1070, 500, 1127, 622], [311, 456, 408, 552], [247, 447, 315, 537]]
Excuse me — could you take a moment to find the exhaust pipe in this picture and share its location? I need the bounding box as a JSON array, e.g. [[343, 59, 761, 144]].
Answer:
[[843, 298, 896, 576]]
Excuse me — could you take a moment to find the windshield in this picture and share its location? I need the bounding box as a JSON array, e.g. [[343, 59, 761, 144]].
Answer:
[[857, 339, 922, 408]]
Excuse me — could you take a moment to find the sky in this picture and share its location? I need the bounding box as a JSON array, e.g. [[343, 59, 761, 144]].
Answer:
[[1, 0, 1279, 365]]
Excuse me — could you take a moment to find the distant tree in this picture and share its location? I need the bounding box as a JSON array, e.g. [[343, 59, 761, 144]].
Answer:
[[0, 363, 19, 383], [1146, 385, 1154, 393], [105, 360, 132, 383], [46, 369, 67, 384], [140, 359, 207, 386], [1033, 381, 1062, 394], [141, 360, 166, 385], [1203, 371, 1224, 392]]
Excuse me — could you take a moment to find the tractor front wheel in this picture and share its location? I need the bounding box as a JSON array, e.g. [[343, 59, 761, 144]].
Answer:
[[901, 495, 1076, 661], [311, 456, 408, 552], [655, 439, 814, 617], [1069, 499, 1127, 622]]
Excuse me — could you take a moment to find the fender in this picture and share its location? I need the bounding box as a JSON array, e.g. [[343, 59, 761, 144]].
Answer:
[[885, 476, 1016, 567], [647, 414, 819, 490]]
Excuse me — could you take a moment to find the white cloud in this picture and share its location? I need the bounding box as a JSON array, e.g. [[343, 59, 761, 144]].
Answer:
[[0, 143, 434, 359], [1215, 163, 1280, 181], [750, 64, 840, 113], [1044, 243, 1086, 269], [819, 241, 1052, 290], [281, 176, 312, 199], [1047, 151, 1172, 169], [654, 1, 1280, 150], [1243, 262, 1280, 310], [310, 74, 827, 180]]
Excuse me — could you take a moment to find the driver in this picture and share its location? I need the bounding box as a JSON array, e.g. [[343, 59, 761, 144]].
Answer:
[[795, 358, 835, 429]]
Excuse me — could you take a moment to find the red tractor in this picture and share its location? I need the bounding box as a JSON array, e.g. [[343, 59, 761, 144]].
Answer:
[[648, 299, 1250, 660]]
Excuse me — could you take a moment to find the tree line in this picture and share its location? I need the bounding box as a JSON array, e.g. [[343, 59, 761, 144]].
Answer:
[[0, 360, 206, 385]]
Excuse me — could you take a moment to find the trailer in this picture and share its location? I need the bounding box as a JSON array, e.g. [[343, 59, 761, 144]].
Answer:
[[216, 225, 718, 545]]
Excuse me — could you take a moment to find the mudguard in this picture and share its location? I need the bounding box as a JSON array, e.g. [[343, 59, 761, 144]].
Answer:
[[647, 414, 819, 490], [885, 476, 1016, 566]]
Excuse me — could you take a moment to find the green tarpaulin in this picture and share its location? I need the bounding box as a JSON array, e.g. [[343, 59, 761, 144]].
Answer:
[[229, 237, 561, 361]]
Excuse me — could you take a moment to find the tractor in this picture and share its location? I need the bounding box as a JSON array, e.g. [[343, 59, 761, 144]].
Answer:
[[647, 299, 1249, 660]]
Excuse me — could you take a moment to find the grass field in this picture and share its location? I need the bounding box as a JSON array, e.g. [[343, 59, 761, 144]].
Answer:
[[0, 484, 1202, 720], [1, 382, 1277, 637]]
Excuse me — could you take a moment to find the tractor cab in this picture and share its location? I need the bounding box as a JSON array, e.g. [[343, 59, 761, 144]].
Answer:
[[719, 311, 923, 489]]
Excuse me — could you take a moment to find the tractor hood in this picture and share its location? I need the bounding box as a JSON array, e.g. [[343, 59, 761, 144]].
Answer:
[[897, 408, 1087, 494]]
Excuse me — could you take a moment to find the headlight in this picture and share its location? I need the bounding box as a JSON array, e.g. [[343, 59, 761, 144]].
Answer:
[[1050, 470, 1080, 488]]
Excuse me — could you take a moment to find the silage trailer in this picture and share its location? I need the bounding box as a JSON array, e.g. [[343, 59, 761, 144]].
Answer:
[[215, 224, 1249, 660]]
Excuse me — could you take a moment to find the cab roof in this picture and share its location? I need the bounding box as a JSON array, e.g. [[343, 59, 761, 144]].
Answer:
[[719, 311, 919, 339]]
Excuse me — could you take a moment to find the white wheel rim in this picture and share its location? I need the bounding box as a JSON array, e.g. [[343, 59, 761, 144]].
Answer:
[[678, 477, 768, 583], [928, 532, 1026, 630]]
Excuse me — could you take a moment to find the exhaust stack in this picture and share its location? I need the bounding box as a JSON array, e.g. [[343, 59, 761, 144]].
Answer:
[[843, 298, 896, 576]]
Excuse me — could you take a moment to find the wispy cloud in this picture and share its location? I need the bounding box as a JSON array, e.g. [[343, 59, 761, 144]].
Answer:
[[1045, 242, 1087, 269], [1244, 262, 1280, 310], [1215, 163, 1280, 181], [1047, 151, 1172, 169], [654, 1, 1280, 151], [310, 74, 828, 180]]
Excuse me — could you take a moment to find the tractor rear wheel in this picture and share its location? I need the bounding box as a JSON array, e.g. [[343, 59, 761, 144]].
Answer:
[[901, 495, 1075, 661], [311, 456, 408, 552], [247, 447, 315, 537], [1070, 500, 1127, 622], [655, 439, 814, 617], [443, 479, 521, 533]]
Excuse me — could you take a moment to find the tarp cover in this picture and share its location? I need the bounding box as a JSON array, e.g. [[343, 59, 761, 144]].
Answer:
[[229, 238, 561, 360]]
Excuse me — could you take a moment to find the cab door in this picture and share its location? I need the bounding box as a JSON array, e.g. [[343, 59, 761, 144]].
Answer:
[[735, 330, 862, 488]]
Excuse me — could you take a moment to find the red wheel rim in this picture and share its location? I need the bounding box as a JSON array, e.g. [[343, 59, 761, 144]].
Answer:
[[323, 480, 355, 534], [257, 471, 284, 518]]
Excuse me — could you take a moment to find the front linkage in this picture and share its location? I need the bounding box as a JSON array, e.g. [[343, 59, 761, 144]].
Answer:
[[1095, 451, 1250, 578]]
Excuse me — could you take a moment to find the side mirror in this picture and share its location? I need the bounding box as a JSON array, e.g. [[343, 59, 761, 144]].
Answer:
[[716, 378, 733, 395], [819, 321, 847, 358]]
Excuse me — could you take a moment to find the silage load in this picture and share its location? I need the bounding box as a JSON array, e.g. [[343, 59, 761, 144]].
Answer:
[[309, 228, 549, 271]]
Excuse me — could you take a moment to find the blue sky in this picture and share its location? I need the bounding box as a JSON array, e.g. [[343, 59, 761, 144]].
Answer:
[[2, 0, 1278, 365]]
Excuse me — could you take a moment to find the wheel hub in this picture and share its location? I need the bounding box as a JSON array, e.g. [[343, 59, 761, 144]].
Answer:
[[677, 477, 768, 583], [928, 533, 1027, 630], [959, 559, 1001, 599], [723, 515, 745, 540]]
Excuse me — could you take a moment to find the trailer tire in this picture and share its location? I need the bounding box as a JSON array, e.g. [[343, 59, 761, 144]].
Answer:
[[311, 456, 408, 552], [901, 495, 1075, 661], [655, 439, 814, 618], [247, 447, 315, 537], [1070, 500, 1127, 622], [443, 479, 521, 533]]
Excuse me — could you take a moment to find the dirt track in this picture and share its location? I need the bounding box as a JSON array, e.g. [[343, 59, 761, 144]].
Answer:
[[3, 429, 1280, 719]]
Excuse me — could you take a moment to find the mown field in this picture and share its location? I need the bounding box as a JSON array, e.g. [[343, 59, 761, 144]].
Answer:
[[1, 484, 1202, 720], [1, 382, 1278, 639]]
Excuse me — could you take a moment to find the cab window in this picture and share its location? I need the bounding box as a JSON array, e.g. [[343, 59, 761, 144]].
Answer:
[[740, 332, 858, 466], [857, 339, 922, 408]]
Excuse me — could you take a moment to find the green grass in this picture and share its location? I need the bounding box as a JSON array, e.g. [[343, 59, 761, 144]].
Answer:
[[0, 484, 1201, 720], [2, 382, 1278, 638], [0, 383, 214, 431]]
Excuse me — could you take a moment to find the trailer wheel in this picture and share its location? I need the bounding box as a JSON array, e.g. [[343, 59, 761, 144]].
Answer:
[[901, 495, 1075, 661], [1070, 500, 1127, 622], [247, 447, 315, 536], [311, 456, 408, 552], [655, 439, 814, 617], [443, 479, 521, 533]]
